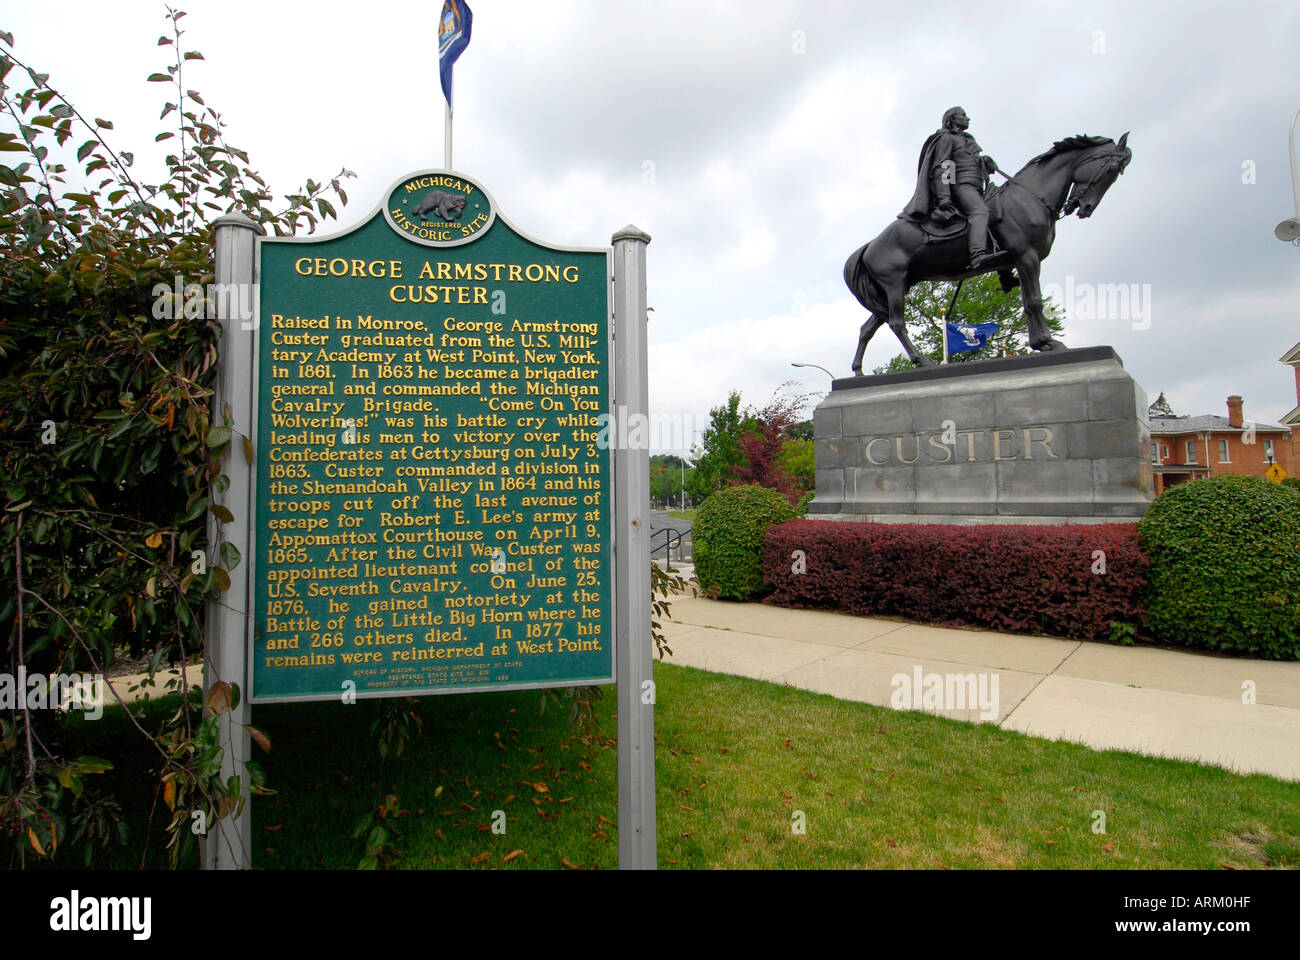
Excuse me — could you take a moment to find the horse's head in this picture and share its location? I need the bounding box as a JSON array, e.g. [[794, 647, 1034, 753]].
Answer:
[[1064, 132, 1131, 219]]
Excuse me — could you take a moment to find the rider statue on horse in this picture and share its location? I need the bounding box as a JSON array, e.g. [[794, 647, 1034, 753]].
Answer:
[[900, 106, 1001, 271], [842, 111, 1131, 374]]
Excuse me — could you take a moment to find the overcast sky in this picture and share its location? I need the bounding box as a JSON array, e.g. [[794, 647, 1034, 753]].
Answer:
[[6, 0, 1300, 449]]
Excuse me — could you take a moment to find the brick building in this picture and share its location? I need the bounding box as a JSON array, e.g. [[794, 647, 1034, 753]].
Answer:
[[1148, 394, 1296, 496]]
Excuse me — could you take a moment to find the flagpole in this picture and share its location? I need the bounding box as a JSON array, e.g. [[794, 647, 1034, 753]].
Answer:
[[941, 277, 965, 365], [438, 0, 471, 171], [445, 103, 453, 169]]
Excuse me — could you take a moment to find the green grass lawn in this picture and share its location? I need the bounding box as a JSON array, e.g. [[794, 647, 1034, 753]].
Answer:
[[667, 508, 698, 522], [58, 661, 1300, 870]]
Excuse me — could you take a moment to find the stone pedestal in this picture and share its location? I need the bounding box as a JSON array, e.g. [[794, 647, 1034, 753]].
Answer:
[[810, 346, 1153, 523]]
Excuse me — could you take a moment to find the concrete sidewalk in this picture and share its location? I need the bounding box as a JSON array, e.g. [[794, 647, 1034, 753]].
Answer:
[[104, 569, 1298, 782], [659, 577, 1300, 782]]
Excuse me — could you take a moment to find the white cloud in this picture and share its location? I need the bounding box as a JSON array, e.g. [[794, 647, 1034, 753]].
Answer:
[[5, 0, 1298, 434]]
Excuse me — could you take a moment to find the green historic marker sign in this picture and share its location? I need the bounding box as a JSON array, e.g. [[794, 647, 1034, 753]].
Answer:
[[250, 171, 613, 702]]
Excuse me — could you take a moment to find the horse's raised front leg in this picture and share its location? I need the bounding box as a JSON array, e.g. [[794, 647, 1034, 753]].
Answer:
[[851, 313, 885, 375], [1016, 250, 1066, 352]]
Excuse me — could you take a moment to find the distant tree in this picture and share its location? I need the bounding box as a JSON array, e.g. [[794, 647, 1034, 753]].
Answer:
[[649, 454, 692, 508], [778, 437, 814, 493], [872, 272, 1065, 373], [650, 453, 688, 470], [649, 462, 681, 506], [733, 384, 816, 502], [688, 385, 815, 504], [686, 391, 752, 502], [787, 419, 813, 441], [1148, 392, 1175, 418]]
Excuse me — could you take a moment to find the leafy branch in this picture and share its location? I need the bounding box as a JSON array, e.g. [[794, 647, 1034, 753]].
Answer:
[[0, 11, 351, 867]]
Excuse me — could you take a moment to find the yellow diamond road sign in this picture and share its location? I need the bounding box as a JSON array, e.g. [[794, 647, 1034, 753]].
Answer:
[[1265, 463, 1287, 482]]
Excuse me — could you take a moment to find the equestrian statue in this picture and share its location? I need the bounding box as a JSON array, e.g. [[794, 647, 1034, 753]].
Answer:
[[845, 107, 1131, 373]]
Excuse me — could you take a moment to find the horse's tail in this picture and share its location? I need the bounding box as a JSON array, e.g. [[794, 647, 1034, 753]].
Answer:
[[843, 242, 885, 315]]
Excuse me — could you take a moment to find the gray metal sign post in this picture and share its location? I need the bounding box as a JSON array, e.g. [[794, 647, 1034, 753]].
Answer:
[[203, 213, 260, 870], [611, 225, 656, 869]]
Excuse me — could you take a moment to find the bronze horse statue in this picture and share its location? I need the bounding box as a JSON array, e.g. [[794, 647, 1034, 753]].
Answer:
[[845, 133, 1132, 373]]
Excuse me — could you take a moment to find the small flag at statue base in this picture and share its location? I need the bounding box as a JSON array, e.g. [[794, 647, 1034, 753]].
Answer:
[[439, 1, 473, 108], [945, 321, 999, 355]]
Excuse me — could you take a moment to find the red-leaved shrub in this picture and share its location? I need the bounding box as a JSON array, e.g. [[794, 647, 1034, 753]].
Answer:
[[763, 520, 1147, 641]]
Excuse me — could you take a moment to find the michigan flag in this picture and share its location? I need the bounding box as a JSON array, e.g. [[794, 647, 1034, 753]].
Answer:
[[945, 321, 1000, 355], [439, 0, 473, 109]]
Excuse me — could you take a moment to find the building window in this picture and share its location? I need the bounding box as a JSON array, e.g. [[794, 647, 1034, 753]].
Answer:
[[1265, 439, 1275, 460], [1185, 440, 1196, 463], [1218, 439, 1230, 463], [1150, 442, 1159, 464]]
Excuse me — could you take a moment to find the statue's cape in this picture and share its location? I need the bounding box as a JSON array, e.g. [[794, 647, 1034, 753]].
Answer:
[[901, 129, 946, 221]]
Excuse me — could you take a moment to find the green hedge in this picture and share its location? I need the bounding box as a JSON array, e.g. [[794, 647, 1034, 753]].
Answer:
[[693, 485, 796, 599], [1139, 476, 1300, 659]]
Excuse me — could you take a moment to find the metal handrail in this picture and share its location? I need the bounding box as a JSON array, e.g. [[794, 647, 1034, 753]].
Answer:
[[650, 526, 685, 572]]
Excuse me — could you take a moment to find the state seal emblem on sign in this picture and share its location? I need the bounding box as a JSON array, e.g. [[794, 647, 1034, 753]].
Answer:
[[384, 171, 494, 247]]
